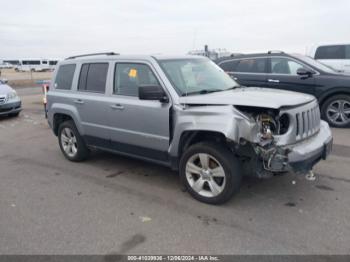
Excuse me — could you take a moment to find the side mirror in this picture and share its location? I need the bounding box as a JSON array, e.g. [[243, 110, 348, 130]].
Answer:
[[139, 85, 169, 103], [297, 68, 315, 77]]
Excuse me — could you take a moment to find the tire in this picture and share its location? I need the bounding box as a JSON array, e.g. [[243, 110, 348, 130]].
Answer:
[[179, 142, 242, 205], [321, 94, 350, 128], [58, 120, 89, 162]]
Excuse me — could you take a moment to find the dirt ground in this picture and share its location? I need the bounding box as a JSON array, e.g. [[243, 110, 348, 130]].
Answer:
[[0, 68, 52, 87]]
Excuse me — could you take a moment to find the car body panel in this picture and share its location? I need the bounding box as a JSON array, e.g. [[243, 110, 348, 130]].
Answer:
[[47, 54, 332, 176], [178, 87, 315, 109]]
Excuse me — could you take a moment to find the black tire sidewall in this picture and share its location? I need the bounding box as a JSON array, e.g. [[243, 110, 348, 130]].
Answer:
[[179, 142, 242, 205], [321, 94, 350, 128], [58, 120, 89, 162]]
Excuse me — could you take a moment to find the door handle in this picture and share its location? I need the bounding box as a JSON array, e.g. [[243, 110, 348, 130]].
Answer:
[[110, 104, 124, 110], [74, 99, 85, 104], [268, 79, 280, 83]]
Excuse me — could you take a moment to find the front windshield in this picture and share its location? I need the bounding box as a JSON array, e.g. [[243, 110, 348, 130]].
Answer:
[[158, 58, 239, 96], [294, 55, 337, 74]]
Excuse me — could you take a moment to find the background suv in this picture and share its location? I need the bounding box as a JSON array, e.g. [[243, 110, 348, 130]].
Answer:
[[216, 52, 350, 127]]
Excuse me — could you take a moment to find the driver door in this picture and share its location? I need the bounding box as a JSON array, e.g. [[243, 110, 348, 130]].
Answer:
[[266, 57, 316, 95], [108, 62, 171, 162]]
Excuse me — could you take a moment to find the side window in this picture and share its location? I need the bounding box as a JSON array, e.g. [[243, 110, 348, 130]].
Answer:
[[315, 45, 345, 59], [235, 58, 266, 73], [78, 63, 108, 93], [114, 63, 159, 97], [271, 58, 307, 75], [345, 45, 350, 59], [54, 64, 76, 90], [219, 60, 239, 72]]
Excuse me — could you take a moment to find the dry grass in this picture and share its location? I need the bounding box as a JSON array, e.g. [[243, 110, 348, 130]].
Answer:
[[0, 68, 52, 87]]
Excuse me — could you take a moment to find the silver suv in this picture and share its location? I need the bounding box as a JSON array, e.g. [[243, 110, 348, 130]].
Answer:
[[47, 53, 333, 204]]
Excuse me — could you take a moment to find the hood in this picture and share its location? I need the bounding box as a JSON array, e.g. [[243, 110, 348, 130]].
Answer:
[[0, 84, 14, 95], [178, 87, 315, 109]]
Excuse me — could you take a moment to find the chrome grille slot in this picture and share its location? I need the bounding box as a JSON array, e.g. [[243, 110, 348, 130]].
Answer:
[[295, 103, 321, 141]]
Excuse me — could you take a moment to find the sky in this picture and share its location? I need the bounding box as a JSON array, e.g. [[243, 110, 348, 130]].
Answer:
[[0, 0, 349, 59]]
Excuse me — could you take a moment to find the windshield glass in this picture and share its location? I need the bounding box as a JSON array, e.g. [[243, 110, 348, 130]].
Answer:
[[158, 58, 239, 96], [294, 55, 337, 73]]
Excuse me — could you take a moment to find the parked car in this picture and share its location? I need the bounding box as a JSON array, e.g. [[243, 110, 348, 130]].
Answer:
[[47, 53, 332, 204], [216, 51, 350, 128], [308, 44, 350, 74], [0, 62, 13, 69], [0, 79, 22, 117]]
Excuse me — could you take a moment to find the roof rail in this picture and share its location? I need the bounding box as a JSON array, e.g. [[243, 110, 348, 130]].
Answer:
[[267, 50, 284, 54], [66, 52, 119, 60]]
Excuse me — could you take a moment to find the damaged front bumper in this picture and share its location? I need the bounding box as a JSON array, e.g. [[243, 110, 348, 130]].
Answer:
[[253, 120, 332, 176], [287, 120, 332, 173]]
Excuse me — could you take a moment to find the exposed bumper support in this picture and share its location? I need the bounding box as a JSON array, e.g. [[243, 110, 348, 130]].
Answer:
[[287, 120, 332, 173]]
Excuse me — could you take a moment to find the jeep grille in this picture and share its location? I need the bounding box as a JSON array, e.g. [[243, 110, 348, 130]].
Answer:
[[295, 104, 321, 141]]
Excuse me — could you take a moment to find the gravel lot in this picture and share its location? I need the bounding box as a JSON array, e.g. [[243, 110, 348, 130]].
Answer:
[[0, 87, 349, 255]]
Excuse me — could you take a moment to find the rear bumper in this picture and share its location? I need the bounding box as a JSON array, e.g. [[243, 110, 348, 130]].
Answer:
[[287, 120, 332, 173], [0, 101, 22, 116]]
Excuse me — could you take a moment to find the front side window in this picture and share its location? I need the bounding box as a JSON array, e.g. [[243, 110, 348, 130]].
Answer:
[[78, 63, 108, 93], [114, 63, 159, 97], [270, 58, 307, 75], [159, 58, 238, 96], [315, 45, 345, 60], [54, 64, 76, 90]]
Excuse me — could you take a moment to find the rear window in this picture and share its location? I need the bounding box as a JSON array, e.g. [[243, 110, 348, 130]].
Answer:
[[54, 64, 76, 90], [219, 60, 239, 72], [78, 63, 109, 93], [315, 45, 346, 59], [235, 58, 266, 73]]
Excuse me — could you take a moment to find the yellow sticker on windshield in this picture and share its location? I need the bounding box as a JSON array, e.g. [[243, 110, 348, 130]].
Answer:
[[129, 68, 137, 78]]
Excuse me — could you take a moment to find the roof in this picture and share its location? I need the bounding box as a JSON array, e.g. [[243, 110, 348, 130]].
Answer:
[[214, 51, 299, 63], [63, 53, 204, 62]]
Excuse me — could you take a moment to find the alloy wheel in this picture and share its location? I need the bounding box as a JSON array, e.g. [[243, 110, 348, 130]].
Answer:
[[60, 127, 78, 158], [326, 99, 350, 125], [185, 153, 226, 198]]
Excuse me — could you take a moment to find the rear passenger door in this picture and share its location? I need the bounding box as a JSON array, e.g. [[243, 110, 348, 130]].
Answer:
[[74, 62, 112, 141], [218, 58, 268, 87], [108, 62, 171, 162]]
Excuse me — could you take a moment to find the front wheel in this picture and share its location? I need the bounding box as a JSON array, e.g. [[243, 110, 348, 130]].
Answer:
[[179, 142, 242, 205], [321, 94, 350, 128]]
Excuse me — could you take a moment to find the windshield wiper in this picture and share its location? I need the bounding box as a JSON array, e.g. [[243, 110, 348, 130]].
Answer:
[[182, 89, 224, 96]]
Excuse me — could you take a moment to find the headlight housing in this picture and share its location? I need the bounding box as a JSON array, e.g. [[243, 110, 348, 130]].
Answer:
[[7, 90, 18, 100]]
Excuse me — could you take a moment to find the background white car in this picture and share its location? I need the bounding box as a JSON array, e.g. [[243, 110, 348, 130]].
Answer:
[[308, 44, 350, 74]]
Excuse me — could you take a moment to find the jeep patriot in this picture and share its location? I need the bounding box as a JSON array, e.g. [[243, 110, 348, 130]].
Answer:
[[47, 53, 333, 204]]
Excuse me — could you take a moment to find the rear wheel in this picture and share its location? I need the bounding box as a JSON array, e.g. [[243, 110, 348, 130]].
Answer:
[[321, 94, 350, 128], [58, 120, 89, 161], [179, 142, 242, 205]]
